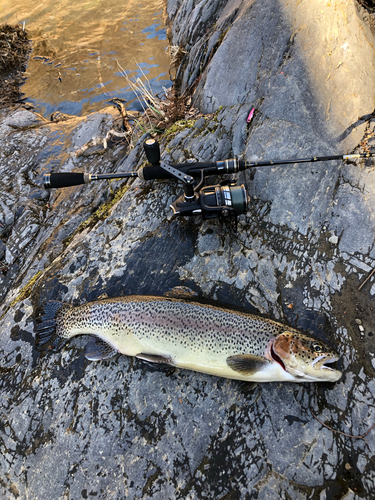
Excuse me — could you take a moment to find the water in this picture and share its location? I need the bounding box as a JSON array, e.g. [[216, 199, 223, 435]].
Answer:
[[0, 0, 171, 116]]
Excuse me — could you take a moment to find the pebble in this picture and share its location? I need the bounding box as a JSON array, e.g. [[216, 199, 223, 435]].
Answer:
[[329, 235, 338, 244]]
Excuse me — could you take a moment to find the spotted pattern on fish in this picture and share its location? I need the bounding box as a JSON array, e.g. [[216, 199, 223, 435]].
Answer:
[[57, 296, 287, 356]]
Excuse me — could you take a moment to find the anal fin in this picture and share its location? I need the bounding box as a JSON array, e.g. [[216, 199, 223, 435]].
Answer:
[[85, 336, 118, 361], [227, 354, 269, 375]]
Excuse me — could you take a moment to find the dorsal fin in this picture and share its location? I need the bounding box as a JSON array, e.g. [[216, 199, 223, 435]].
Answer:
[[163, 286, 199, 299]]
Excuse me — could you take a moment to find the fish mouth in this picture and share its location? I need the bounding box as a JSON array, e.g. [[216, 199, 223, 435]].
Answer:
[[312, 355, 339, 371], [310, 355, 342, 381]]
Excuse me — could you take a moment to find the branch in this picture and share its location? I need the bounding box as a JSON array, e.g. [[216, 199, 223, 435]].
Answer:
[[310, 408, 375, 440]]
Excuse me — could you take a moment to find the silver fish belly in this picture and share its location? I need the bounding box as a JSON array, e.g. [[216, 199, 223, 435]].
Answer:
[[35, 296, 342, 383]]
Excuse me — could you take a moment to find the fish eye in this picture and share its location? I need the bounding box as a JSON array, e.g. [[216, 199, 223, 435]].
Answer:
[[313, 343, 323, 352]]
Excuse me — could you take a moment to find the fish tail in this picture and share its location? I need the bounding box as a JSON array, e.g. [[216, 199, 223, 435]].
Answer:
[[35, 300, 72, 352]]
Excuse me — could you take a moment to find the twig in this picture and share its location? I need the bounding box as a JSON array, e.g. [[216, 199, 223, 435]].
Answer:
[[74, 128, 130, 156], [358, 267, 375, 291], [310, 408, 375, 440], [111, 98, 132, 132]]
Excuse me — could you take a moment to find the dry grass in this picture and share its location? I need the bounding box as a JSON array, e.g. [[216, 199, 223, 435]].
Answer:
[[0, 24, 30, 108], [117, 59, 200, 137], [166, 45, 187, 75]]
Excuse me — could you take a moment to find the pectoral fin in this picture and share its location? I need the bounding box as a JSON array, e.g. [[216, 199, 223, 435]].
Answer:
[[227, 355, 269, 375], [85, 337, 118, 361]]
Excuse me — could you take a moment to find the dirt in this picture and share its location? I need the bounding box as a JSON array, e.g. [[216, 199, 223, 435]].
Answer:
[[331, 272, 375, 376]]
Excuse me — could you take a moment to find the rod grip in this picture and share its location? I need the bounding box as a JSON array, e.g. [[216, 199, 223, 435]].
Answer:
[[138, 166, 174, 180], [43, 173, 87, 188], [138, 164, 210, 181]]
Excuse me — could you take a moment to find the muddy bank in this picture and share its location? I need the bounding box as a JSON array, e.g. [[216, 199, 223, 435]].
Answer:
[[1, 1, 375, 499]]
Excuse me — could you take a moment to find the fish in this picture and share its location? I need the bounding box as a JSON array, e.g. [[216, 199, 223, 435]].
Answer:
[[35, 295, 342, 383]]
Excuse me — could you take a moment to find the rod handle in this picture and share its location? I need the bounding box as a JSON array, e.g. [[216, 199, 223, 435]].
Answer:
[[138, 163, 216, 181], [138, 166, 175, 181], [43, 173, 87, 188]]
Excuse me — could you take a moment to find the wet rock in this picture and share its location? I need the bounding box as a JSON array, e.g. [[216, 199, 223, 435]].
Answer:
[[0, 240, 5, 260], [2, 109, 47, 130]]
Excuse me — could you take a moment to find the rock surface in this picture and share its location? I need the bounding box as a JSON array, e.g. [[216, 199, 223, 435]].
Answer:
[[1, 0, 375, 498]]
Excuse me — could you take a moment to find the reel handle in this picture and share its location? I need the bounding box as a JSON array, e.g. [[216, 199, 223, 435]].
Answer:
[[143, 139, 161, 165]]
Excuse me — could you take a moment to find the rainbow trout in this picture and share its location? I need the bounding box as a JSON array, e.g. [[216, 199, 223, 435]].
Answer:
[[35, 296, 342, 383]]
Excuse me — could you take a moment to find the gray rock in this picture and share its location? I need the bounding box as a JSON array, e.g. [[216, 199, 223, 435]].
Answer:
[[0, 239, 5, 260], [2, 109, 47, 130]]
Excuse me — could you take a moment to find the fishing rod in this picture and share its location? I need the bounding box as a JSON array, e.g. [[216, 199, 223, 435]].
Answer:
[[43, 139, 375, 227]]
